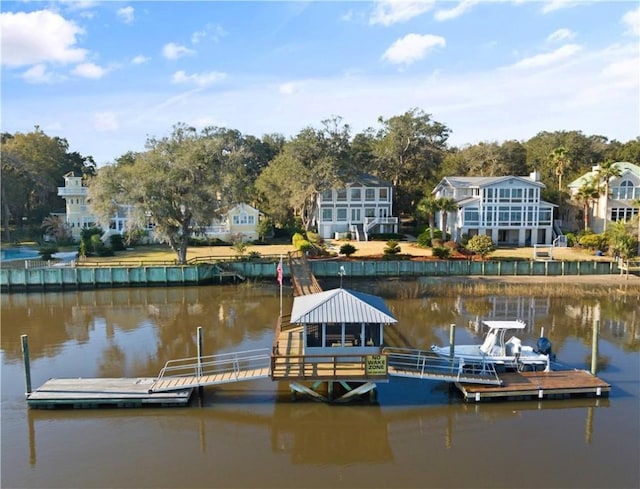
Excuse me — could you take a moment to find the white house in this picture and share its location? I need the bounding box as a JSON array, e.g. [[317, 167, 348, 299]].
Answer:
[[567, 162, 640, 234], [314, 173, 398, 241], [56, 172, 98, 239], [432, 172, 557, 246], [192, 203, 263, 243]]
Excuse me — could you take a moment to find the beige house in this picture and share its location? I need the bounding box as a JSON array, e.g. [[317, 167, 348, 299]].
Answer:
[[193, 203, 263, 243]]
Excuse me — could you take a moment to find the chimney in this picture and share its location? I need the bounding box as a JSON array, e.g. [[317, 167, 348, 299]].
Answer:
[[529, 171, 540, 182]]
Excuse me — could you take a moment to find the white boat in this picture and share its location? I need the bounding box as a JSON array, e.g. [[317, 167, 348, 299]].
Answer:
[[431, 320, 553, 372]]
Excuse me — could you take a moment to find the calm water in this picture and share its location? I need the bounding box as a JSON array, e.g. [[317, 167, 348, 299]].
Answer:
[[1, 281, 639, 489]]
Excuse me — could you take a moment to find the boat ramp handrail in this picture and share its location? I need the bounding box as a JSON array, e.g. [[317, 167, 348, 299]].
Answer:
[[383, 347, 501, 383], [156, 348, 272, 382]]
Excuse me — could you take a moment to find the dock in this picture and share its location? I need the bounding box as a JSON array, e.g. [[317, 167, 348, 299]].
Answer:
[[26, 378, 193, 409], [456, 369, 610, 402]]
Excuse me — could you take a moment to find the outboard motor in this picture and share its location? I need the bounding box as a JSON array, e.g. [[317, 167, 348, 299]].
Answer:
[[536, 337, 555, 361]]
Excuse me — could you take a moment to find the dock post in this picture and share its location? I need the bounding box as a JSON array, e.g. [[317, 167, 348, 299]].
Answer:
[[449, 324, 456, 359], [197, 326, 204, 400], [21, 334, 32, 396], [591, 320, 599, 375]]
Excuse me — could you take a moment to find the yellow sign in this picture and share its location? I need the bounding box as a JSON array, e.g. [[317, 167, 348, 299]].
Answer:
[[366, 354, 387, 375]]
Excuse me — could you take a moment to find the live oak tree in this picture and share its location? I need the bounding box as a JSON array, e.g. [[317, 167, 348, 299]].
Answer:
[[88, 124, 229, 264]]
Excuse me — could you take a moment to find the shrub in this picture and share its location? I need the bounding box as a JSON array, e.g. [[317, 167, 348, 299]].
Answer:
[[383, 240, 401, 255], [38, 245, 59, 260], [110, 234, 125, 251], [292, 233, 305, 247], [417, 228, 443, 247], [297, 240, 313, 253], [578, 232, 605, 251], [432, 246, 451, 259], [339, 243, 357, 256], [466, 235, 496, 259], [564, 232, 577, 247], [306, 231, 322, 244]]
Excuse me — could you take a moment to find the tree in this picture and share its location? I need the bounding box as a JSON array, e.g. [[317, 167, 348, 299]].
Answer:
[[88, 124, 229, 264], [41, 215, 71, 243], [595, 160, 622, 232], [575, 179, 601, 231], [550, 146, 570, 190], [632, 198, 640, 257], [606, 220, 637, 259], [415, 195, 439, 241], [371, 108, 450, 214], [466, 235, 496, 259], [436, 197, 457, 237]]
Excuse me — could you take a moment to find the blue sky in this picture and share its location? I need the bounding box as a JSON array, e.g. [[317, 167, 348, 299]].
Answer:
[[2, 1, 638, 167]]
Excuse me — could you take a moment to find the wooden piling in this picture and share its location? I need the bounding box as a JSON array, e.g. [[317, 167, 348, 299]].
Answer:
[[449, 324, 456, 359], [197, 326, 204, 399], [591, 319, 599, 375], [21, 334, 32, 395]]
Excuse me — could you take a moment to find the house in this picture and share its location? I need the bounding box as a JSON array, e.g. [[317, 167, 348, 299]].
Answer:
[[56, 172, 98, 239], [192, 202, 263, 243], [314, 173, 398, 241], [567, 162, 640, 234], [432, 172, 557, 246]]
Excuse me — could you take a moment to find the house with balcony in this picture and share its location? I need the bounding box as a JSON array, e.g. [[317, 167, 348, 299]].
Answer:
[[56, 172, 99, 239], [314, 173, 398, 241], [567, 162, 640, 234], [192, 203, 263, 242], [432, 172, 556, 246]]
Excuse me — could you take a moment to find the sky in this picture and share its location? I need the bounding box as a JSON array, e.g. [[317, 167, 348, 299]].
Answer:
[[1, 0, 639, 167]]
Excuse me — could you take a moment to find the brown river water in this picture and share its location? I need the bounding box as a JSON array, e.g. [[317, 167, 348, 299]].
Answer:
[[1, 280, 639, 489]]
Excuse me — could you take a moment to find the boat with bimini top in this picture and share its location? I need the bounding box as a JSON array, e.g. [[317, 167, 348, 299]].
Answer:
[[431, 320, 554, 372]]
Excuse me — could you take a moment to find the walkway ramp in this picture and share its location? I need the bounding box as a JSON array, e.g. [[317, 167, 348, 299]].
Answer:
[[288, 252, 322, 296], [149, 348, 271, 393], [384, 347, 502, 385]]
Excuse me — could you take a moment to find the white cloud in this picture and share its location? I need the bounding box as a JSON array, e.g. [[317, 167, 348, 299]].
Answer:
[[0, 10, 87, 67], [622, 6, 640, 36], [93, 112, 119, 131], [191, 23, 227, 44], [21, 64, 56, 84], [117, 6, 135, 25], [131, 55, 150, 65], [71, 62, 108, 79], [162, 42, 195, 60], [541, 0, 581, 14], [370, 0, 435, 26], [435, 0, 478, 22], [510, 44, 582, 69], [547, 28, 575, 43], [279, 82, 302, 95], [171, 70, 227, 87], [382, 33, 445, 66]]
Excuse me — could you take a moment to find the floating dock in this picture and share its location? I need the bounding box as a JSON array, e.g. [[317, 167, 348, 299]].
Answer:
[[26, 378, 193, 409], [456, 369, 610, 402]]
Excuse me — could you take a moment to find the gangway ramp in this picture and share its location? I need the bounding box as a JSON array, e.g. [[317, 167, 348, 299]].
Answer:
[[149, 348, 271, 393], [384, 347, 502, 385]]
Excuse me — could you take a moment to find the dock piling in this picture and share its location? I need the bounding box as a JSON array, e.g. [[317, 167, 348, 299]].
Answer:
[[449, 324, 456, 359], [21, 334, 32, 396], [197, 326, 204, 400], [591, 320, 599, 375]]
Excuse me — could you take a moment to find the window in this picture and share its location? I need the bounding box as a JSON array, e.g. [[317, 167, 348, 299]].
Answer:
[[336, 189, 347, 201], [337, 208, 347, 221], [365, 189, 375, 201], [379, 188, 388, 201], [232, 213, 255, 225], [350, 188, 361, 201], [464, 208, 479, 225], [322, 208, 333, 221], [321, 190, 333, 201], [365, 208, 376, 218], [498, 189, 510, 202], [510, 209, 522, 225], [611, 207, 639, 221], [612, 180, 638, 200], [539, 209, 552, 225], [512, 189, 523, 202], [484, 188, 494, 202], [351, 208, 361, 222]]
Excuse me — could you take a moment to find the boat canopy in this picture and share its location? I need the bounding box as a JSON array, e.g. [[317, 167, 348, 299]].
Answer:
[[482, 320, 526, 330]]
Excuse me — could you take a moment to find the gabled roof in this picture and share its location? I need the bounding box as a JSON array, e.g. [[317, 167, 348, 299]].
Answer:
[[290, 288, 397, 325], [567, 162, 640, 189], [347, 173, 392, 188], [434, 175, 544, 193]]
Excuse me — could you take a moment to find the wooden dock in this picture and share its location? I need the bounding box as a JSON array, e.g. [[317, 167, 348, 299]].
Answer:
[[456, 369, 610, 402], [26, 378, 193, 409]]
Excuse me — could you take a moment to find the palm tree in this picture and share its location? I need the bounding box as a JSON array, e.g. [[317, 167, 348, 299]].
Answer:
[[575, 179, 601, 231], [416, 196, 439, 241], [595, 160, 622, 232], [436, 197, 458, 239], [550, 146, 570, 190], [632, 198, 640, 256]]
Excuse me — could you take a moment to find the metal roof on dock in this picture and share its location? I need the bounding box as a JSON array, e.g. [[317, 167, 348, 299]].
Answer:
[[290, 288, 397, 324]]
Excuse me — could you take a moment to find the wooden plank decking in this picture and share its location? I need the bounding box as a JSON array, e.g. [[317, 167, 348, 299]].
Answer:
[[456, 369, 610, 402], [26, 378, 193, 408]]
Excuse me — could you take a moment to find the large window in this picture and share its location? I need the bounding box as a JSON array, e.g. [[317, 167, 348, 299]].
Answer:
[[611, 181, 639, 200], [464, 208, 479, 225], [611, 207, 639, 221], [321, 190, 333, 201], [539, 208, 552, 225], [351, 208, 361, 222], [379, 188, 388, 201], [233, 213, 254, 225], [498, 206, 510, 224], [322, 208, 333, 221], [365, 189, 375, 201], [336, 189, 347, 201], [337, 208, 347, 221], [350, 188, 361, 201], [365, 208, 376, 218]]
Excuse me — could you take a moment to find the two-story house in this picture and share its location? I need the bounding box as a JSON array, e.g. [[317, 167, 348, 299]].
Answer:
[[314, 173, 398, 241], [432, 172, 556, 246], [567, 162, 640, 234], [192, 203, 263, 242], [56, 172, 99, 239]]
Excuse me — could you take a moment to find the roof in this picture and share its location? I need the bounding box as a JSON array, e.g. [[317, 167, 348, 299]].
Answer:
[[434, 175, 545, 193], [567, 161, 640, 189], [483, 320, 526, 330], [290, 288, 397, 325], [347, 173, 392, 188]]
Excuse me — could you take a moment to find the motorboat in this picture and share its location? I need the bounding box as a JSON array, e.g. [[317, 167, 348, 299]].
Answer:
[[431, 320, 553, 372]]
